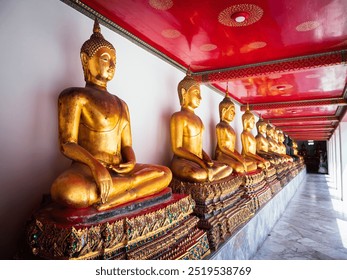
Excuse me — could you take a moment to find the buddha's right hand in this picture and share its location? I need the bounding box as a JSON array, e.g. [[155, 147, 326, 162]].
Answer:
[[110, 160, 135, 174], [91, 162, 112, 204]]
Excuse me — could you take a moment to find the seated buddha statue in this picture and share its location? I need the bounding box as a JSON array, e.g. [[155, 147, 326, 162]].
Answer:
[[293, 141, 303, 160], [170, 72, 233, 182], [255, 117, 281, 165], [51, 19, 172, 211], [266, 123, 285, 164], [240, 108, 270, 170], [276, 130, 293, 162], [214, 90, 257, 173]]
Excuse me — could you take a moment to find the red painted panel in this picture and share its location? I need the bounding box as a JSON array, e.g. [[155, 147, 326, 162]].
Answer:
[[255, 105, 338, 119], [77, 0, 347, 141], [81, 0, 347, 72], [213, 65, 347, 104]]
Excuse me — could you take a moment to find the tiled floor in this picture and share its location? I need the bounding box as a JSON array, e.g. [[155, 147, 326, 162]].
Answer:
[[252, 173, 347, 260]]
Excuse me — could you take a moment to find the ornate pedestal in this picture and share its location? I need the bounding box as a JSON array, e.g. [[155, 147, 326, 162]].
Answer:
[[25, 188, 210, 260], [169, 174, 253, 250], [275, 164, 289, 187], [264, 166, 282, 194], [241, 169, 272, 212]]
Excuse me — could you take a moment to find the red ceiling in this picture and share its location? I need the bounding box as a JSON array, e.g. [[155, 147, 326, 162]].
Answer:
[[64, 0, 347, 141]]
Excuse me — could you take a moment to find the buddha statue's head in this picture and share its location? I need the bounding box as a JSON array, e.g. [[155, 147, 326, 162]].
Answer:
[[256, 116, 267, 134], [177, 71, 201, 109], [242, 106, 255, 130], [219, 87, 235, 122], [80, 18, 116, 87], [266, 123, 275, 138]]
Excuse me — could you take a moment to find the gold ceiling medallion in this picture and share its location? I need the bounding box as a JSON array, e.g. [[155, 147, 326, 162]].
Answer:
[[218, 4, 263, 27], [149, 0, 173, 10], [248, 41, 267, 49], [199, 44, 217, 52], [161, 29, 181, 38], [240, 41, 267, 53], [295, 21, 320, 32]]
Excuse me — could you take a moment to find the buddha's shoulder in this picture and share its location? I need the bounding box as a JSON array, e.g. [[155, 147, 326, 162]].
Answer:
[[171, 110, 200, 120], [58, 88, 126, 105], [255, 134, 265, 139], [216, 122, 232, 130], [58, 87, 90, 100]]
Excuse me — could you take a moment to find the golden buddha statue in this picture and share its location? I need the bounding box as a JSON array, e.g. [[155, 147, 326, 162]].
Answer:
[[292, 141, 301, 157], [51, 19, 172, 211], [170, 72, 233, 182], [277, 130, 293, 162], [255, 117, 281, 165], [214, 89, 256, 173], [293, 141, 298, 155], [241, 108, 270, 170], [266, 123, 285, 164]]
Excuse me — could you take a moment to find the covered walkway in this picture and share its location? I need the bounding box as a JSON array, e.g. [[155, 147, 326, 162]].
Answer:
[[253, 173, 347, 259]]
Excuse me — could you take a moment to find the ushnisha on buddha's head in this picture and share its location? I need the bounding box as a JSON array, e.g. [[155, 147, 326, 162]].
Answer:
[[177, 71, 201, 109], [80, 18, 116, 87]]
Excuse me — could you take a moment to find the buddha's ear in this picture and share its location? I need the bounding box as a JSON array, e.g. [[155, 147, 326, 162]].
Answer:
[[80, 52, 89, 67], [181, 88, 187, 105], [221, 107, 227, 118]]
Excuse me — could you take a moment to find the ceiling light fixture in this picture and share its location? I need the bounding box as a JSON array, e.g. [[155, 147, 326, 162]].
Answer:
[[231, 12, 249, 23], [218, 4, 263, 27]]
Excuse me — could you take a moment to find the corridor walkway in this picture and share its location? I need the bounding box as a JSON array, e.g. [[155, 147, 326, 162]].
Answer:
[[252, 173, 347, 259]]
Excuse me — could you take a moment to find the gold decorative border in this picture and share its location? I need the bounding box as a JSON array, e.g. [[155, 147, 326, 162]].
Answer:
[[170, 174, 243, 204], [127, 216, 201, 260]]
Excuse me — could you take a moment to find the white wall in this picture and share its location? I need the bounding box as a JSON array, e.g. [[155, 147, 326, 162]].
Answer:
[[328, 123, 347, 204], [339, 123, 347, 203], [0, 0, 248, 258]]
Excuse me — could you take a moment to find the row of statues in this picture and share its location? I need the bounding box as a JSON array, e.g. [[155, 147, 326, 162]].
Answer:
[[50, 19, 298, 212]]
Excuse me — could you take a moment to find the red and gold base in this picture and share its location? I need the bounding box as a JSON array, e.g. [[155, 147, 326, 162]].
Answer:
[[169, 174, 252, 250], [25, 188, 210, 260]]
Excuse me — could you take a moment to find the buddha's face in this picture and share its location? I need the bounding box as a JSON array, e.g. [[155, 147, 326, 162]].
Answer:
[[244, 115, 255, 129], [82, 46, 116, 85], [183, 85, 201, 109], [258, 123, 267, 134], [223, 105, 235, 122]]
